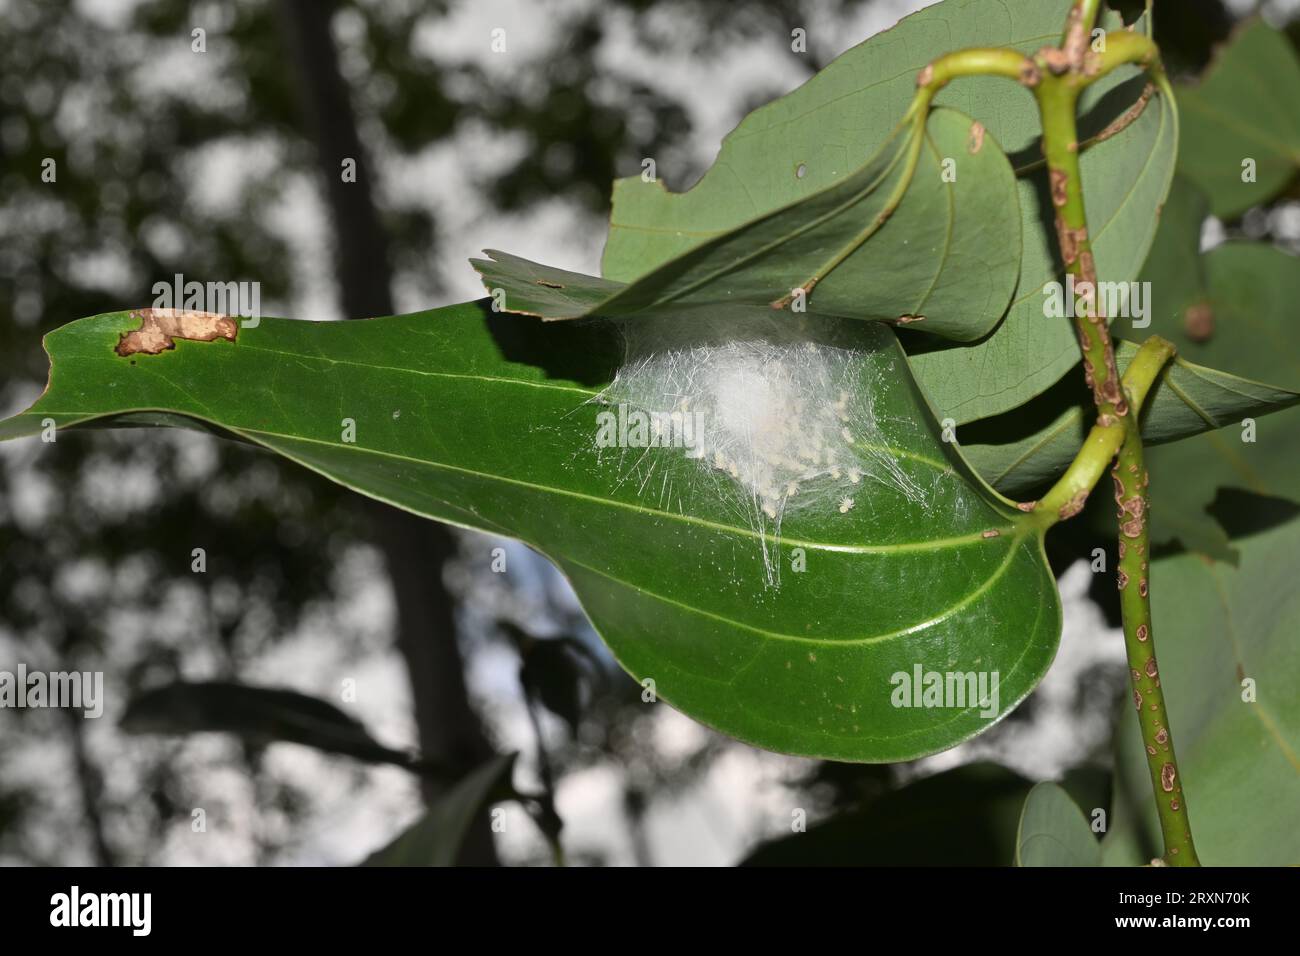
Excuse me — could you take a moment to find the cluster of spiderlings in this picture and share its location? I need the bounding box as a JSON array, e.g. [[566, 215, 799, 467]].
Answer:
[[592, 312, 928, 584]]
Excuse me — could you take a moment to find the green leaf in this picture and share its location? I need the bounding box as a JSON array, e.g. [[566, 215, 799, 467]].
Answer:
[[957, 339, 1300, 497], [1145, 241, 1300, 558], [1105, 515, 1300, 866], [1175, 20, 1300, 220], [742, 763, 1032, 866], [360, 753, 517, 866], [120, 680, 430, 771], [474, 107, 1021, 343], [2, 302, 1061, 762], [1015, 781, 1101, 866], [602, 0, 1177, 424]]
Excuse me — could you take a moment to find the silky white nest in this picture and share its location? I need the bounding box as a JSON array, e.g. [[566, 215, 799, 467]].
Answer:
[[592, 312, 931, 585]]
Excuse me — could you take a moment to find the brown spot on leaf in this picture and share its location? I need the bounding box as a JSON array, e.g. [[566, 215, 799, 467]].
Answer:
[[1117, 569, 1129, 590], [1160, 763, 1176, 792], [981, 528, 1001, 539], [896, 313, 925, 325], [1136, 624, 1149, 642], [1184, 302, 1215, 342], [1016, 500, 1038, 513], [1139, 578, 1148, 598], [916, 64, 934, 87], [115, 308, 238, 357], [1145, 658, 1158, 678], [968, 121, 985, 154], [535, 279, 565, 289], [1019, 60, 1042, 87], [1155, 728, 1168, 745]]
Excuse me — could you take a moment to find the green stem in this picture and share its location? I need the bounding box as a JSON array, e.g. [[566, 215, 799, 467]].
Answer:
[[1036, 5, 1199, 866], [1113, 402, 1200, 866], [1067, 0, 1104, 36], [904, 4, 1200, 865], [1060, 0, 1102, 69], [1034, 70, 1128, 425], [1035, 336, 1173, 524]]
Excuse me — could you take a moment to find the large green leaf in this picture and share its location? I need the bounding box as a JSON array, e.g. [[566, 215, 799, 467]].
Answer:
[[360, 753, 517, 867], [602, 0, 1178, 424], [1, 302, 1061, 762], [473, 108, 1020, 343], [1015, 781, 1101, 866], [957, 339, 1300, 496], [1175, 20, 1300, 220], [1104, 514, 1300, 866]]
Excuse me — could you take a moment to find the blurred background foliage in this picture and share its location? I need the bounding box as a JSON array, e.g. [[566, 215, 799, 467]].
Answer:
[[0, 0, 1295, 865]]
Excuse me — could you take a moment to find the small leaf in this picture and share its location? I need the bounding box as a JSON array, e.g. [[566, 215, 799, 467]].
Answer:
[[360, 754, 517, 867], [1015, 781, 1102, 867], [474, 107, 1021, 343], [502, 621, 598, 736], [120, 680, 428, 771]]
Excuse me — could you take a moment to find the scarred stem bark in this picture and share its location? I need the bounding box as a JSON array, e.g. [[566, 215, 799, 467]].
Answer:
[[1113, 401, 1201, 866], [1036, 4, 1199, 867]]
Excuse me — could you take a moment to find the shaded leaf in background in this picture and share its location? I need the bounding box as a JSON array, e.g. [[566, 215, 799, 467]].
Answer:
[[742, 763, 1032, 866], [1104, 513, 1300, 866], [1015, 781, 1102, 866], [1175, 19, 1300, 220], [474, 107, 1021, 344], [1145, 242, 1300, 559], [1, 301, 1061, 762], [360, 753, 517, 867], [1133, 174, 1211, 335], [603, 0, 1177, 425], [501, 621, 600, 736], [120, 680, 432, 773]]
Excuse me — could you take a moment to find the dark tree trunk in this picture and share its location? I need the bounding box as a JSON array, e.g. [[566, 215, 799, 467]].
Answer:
[[274, 0, 499, 865]]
